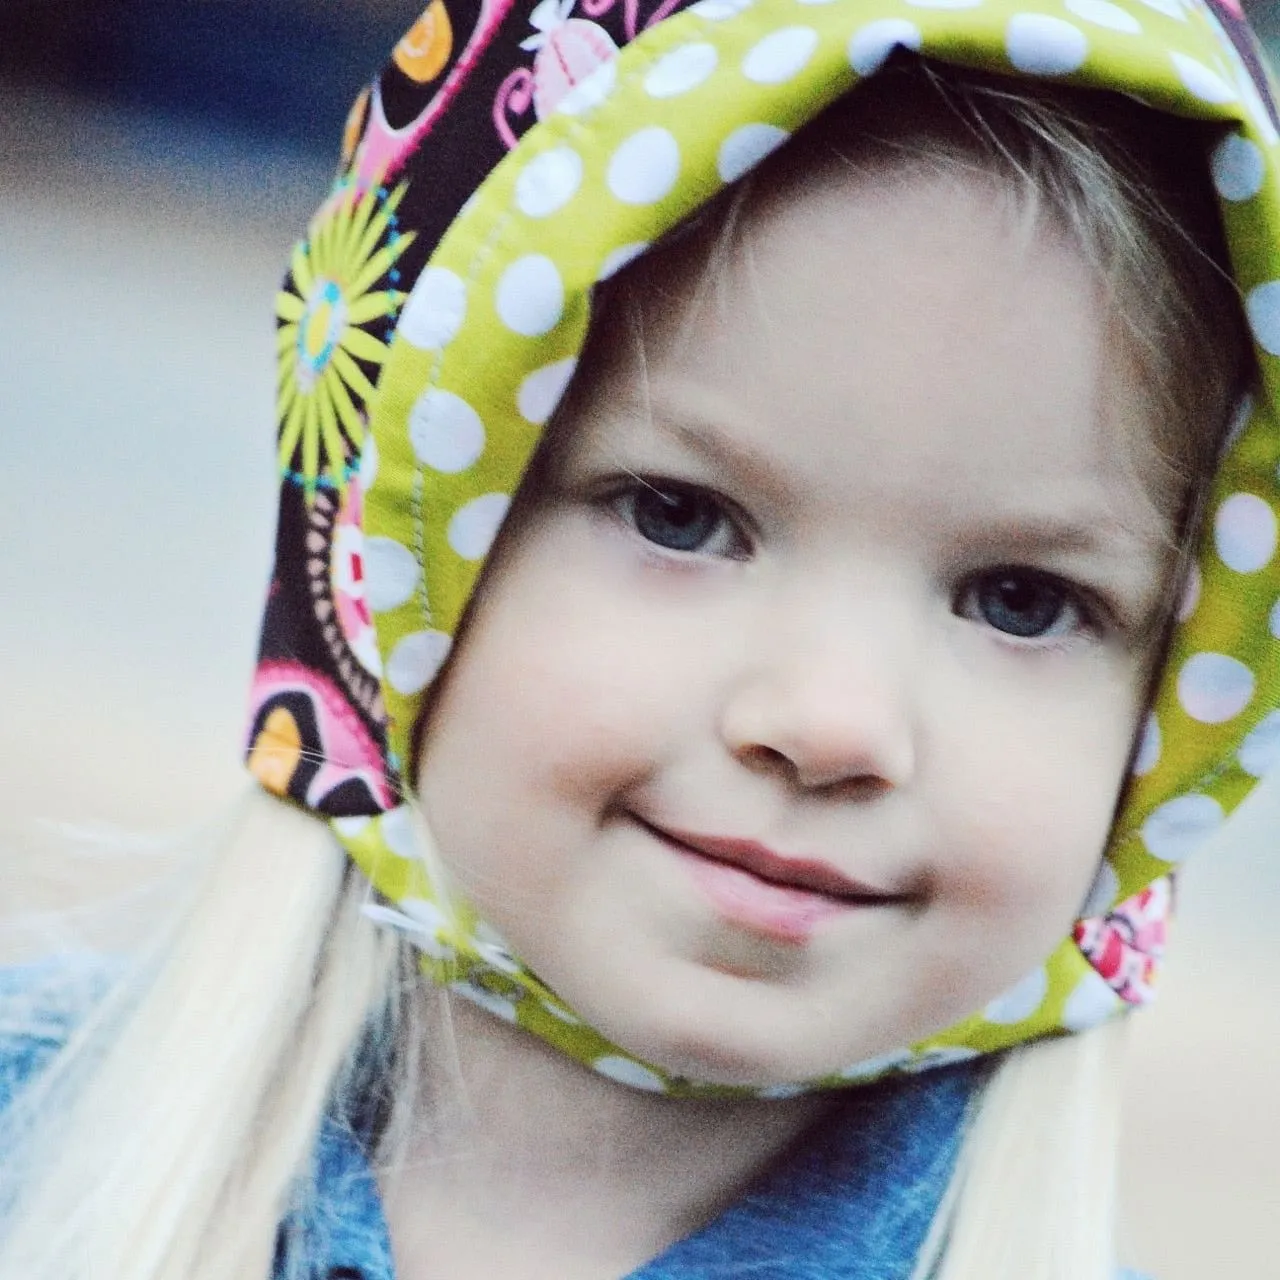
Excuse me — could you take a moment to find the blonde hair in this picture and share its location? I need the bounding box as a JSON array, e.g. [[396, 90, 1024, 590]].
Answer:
[[912, 1022, 1128, 1280], [0, 793, 399, 1280], [0, 58, 1251, 1280]]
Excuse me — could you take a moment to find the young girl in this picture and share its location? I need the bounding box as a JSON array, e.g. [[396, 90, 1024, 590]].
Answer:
[[2, 0, 1278, 1277]]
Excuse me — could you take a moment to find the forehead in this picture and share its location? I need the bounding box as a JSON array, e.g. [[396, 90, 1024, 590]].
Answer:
[[565, 158, 1161, 536]]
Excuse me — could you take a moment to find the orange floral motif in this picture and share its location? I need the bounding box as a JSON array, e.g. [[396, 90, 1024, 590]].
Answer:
[[394, 0, 454, 84], [247, 706, 304, 796], [341, 87, 371, 167]]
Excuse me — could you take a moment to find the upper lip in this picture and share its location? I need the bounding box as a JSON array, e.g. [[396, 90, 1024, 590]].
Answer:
[[640, 819, 898, 902]]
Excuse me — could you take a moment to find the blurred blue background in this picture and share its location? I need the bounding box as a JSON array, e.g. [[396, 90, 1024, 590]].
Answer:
[[1, 0, 1275, 154], [0, 0, 419, 153]]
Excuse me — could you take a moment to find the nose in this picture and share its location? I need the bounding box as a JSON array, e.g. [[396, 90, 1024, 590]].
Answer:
[[718, 605, 917, 795]]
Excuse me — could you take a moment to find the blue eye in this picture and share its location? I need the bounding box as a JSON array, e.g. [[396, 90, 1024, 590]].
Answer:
[[962, 570, 1084, 640], [614, 480, 745, 557]]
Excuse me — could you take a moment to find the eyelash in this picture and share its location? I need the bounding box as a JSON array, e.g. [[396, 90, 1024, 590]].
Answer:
[[601, 475, 1102, 646], [602, 475, 753, 561], [953, 570, 1098, 650]]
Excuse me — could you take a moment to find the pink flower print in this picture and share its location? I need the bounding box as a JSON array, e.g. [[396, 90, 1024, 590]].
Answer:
[[520, 0, 618, 119], [1073, 878, 1172, 1006], [331, 478, 383, 680]]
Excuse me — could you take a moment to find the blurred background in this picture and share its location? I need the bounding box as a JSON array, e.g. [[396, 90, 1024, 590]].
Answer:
[[1, 2, 1278, 1275]]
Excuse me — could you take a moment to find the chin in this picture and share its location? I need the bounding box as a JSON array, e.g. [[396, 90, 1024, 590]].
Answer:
[[638, 1037, 806, 1088], [596, 989, 846, 1089]]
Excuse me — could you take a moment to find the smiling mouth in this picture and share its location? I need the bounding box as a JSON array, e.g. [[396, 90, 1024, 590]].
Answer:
[[635, 817, 901, 945]]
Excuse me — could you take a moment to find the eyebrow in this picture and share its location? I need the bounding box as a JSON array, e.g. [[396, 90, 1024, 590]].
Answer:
[[955, 513, 1173, 562], [634, 384, 1173, 559], [633, 381, 800, 505]]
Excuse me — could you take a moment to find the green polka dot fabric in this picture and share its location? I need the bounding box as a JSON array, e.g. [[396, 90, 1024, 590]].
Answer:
[[249, 0, 1280, 1095]]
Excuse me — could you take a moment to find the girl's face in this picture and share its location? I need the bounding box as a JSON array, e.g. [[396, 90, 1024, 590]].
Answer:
[[418, 158, 1175, 1086]]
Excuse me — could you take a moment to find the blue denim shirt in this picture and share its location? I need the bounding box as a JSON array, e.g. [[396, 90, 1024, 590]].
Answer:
[[0, 964, 1148, 1280]]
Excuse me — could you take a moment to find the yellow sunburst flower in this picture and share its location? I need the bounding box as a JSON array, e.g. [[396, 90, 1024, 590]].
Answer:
[[276, 180, 414, 497]]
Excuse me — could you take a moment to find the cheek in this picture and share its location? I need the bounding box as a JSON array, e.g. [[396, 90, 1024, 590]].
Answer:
[[428, 518, 736, 779], [418, 553, 676, 848], [931, 705, 1137, 962]]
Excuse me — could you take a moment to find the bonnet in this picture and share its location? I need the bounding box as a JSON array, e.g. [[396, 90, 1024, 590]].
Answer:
[[248, 0, 1280, 1095]]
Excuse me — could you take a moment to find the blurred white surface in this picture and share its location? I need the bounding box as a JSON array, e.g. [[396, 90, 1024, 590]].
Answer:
[[1, 89, 1277, 1279]]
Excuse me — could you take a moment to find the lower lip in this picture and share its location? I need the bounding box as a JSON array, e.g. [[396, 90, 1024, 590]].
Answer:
[[668, 844, 852, 945]]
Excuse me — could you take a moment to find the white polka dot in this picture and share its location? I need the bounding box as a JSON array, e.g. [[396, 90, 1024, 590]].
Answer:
[[453, 980, 518, 1022], [1062, 970, 1122, 1031], [515, 146, 584, 218], [1247, 281, 1280, 356], [689, 0, 752, 19], [1171, 52, 1236, 105], [1006, 15, 1089, 75], [1142, 793, 1224, 862], [1177, 562, 1201, 622], [379, 805, 419, 860], [606, 127, 681, 205], [717, 123, 790, 183], [396, 898, 453, 953], [447, 492, 511, 560], [1133, 712, 1162, 777], [1066, 0, 1140, 32], [839, 1049, 911, 1080], [1213, 134, 1266, 202], [984, 967, 1049, 1024], [847, 19, 923, 76], [903, 0, 980, 8], [757, 1082, 809, 1098], [362, 901, 444, 946], [592, 1056, 667, 1091], [385, 629, 452, 695], [363, 536, 419, 611], [359, 433, 379, 489], [517, 357, 577, 425], [495, 255, 564, 337], [1240, 710, 1280, 778], [597, 241, 649, 281], [541, 1000, 581, 1024], [473, 922, 521, 974], [1133, 0, 1184, 16], [902, 1046, 981, 1073], [332, 814, 371, 838], [1178, 652, 1255, 723], [1080, 860, 1120, 917], [555, 60, 617, 116], [408, 388, 485, 473], [1271, 597, 1280, 638], [742, 27, 819, 84], [644, 42, 718, 97], [1216, 493, 1277, 573], [399, 266, 467, 350]]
